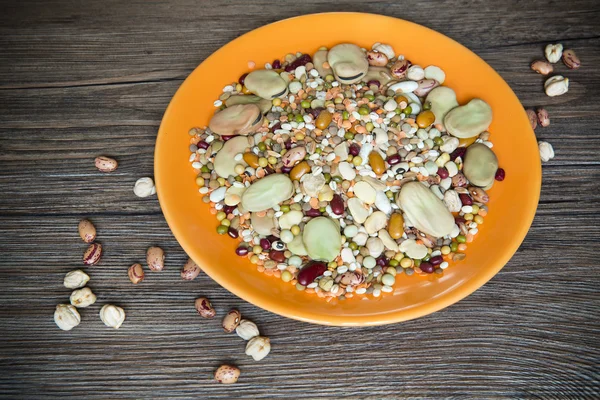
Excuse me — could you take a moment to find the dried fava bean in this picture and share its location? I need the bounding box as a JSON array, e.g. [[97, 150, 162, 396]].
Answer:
[[236, 319, 260, 340], [562, 49, 580, 69], [64, 269, 90, 289], [222, 309, 241, 332], [181, 258, 201, 281], [133, 177, 156, 198], [538, 141, 555, 162], [95, 156, 118, 172], [83, 243, 102, 265], [530, 60, 553, 75], [424, 65, 446, 84], [146, 246, 165, 271], [195, 297, 216, 318], [526, 109, 537, 130], [208, 104, 263, 136], [54, 304, 81, 331], [70, 287, 97, 308], [302, 217, 342, 262], [100, 304, 125, 329], [244, 70, 288, 99], [406, 65, 425, 81], [444, 99, 492, 139], [426, 87, 459, 127], [225, 94, 271, 114], [398, 182, 454, 237], [536, 108, 550, 127], [545, 43, 563, 64], [245, 336, 271, 361], [399, 239, 428, 259], [78, 219, 96, 243], [463, 143, 498, 187], [215, 365, 240, 384], [364, 211, 387, 234], [327, 43, 369, 84], [312, 49, 332, 77], [128, 263, 144, 284], [240, 174, 294, 212], [214, 136, 250, 178]]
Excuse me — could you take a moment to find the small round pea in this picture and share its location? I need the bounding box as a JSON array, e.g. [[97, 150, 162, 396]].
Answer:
[[433, 137, 444, 146], [258, 157, 268, 168], [234, 164, 245, 175], [201, 165, 210, 173], [323, 173, 331, 183], [414, 259, 421, 267], [358, 106, 370, 116], [441, 245, 451, 255], [456, 235, 467, 243], [365, 122, 374, 132], [381, 274, 395, 286], [349, 242, 358, 251], [216, 211, 227, 221], [280, 204, 290, 213], [272, 98, 282, 106], [195, 177, 205, 187], [422, 254, 430, 262], [387, 267, 397, 276], [389, 259, 399, 267], [281, 270, 293, 282], [300, 100, 311, 108], [385, 191, 394, 199], [450, 242, 459, 252], [423, 101, 431, 111], [334, 97, 343, 104], [249, 255, 259, 264], [325, 74, 335, 82], [290, 203, 302, 211], [315, 148, 322, 154], [253, 245, 262, 254], [332, 176, 343, 183], [217, 177, 226, 186], [267, 156, 277, 165], [403, 105, 412, 115], [257, 142, 267, 152], [400, 258, 412, 268], [464, 213, 474, 221], [291, 225, 301, 236], [295, 114, 304, 123], [216, 225, 228, 235], [352, 156, 362, 166], [295, 132, 305, 140], [342, 110, 349, 120], [341, 181, 351, 190], [220, 219, 231, 227], [364, 94, 375, 102], [471, 204, 480, 214], [343, 132, 354, 140], [474, 215, 484, 224], [319, 207, 326, 213]]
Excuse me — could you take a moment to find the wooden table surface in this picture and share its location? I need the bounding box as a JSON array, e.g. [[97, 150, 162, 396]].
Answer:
[[1, 0, 599, 398]]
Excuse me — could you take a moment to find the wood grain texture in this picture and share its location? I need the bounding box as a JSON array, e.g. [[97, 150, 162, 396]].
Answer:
[[1, 0, 599, 398]]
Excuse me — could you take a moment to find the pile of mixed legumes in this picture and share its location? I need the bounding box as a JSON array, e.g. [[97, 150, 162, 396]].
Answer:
[[187, 42, 505, 301]]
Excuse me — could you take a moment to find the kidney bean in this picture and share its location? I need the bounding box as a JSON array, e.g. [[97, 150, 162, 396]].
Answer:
[[305, 208, 321, 217], [221, 135, 235, 141], [284, 54, 312, 72], [267, 235, 278, 243], [387, 154, 401, 165], [271, 122, 281, 132], [459, 194, 473, 206], [235, 246, 249, 256], [437, 167, 449, 179], [330, 194, 345, 215], [495, 168, 506, 181], [430, 255, 443, 265], [455, 216, 466, 225], [239, 73, 248, 85], [281, 166, 293, 173], [272, 59, 281, 69], [260, 238, 271, 250], [269, 250, 286, 263], [420, 262, 434, 274], [297, 261, 327, 286], [227, 227, 239, 239], [376, 256, 388, 267], [450, 147, 466, 161], [223, 205, 235, 214], [367, 80, 381, 88], [197, 141, 209, 149], [349, 143, 360, 156], [284, 139, 292, 150]]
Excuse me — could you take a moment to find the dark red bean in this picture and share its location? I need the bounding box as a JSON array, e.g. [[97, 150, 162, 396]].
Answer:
[[223, 205, 235, 214], [420, 262, 434, 274], [430, 255, 443, 265], [260, 238, 271, 250], [459, 194, 473, 206], [239, 73, 248, 85], [281, 166, 293, 173], [269, 250, 286, 263], [495, 168, 506, 181], [330, 194, 345, 215], [267, 235, 278, 243], [270, 122, 281, 132], [376, 256, 388, 267], [349, 143, 360, 156], [235, 246, 249, 256], [284, 139, 293, 150], [285, 54, 313, 72], [197, 141, 209, 150], [272, 59, 281, 69], [227, 227, 239, 239], [305, 208, 321, 217], [308, 107, 323, 119], [450, 147, 466, 161], [297, 261, 327, 286], [221, 135, 235, 142], [455, 217, 466, 224], [367, 80, 381, 88], [437, 167, 449, 179], [387, 154, 401, 165]]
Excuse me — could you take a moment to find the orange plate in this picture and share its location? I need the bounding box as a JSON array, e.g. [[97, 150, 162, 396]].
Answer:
[[155, 13, 541, 326]]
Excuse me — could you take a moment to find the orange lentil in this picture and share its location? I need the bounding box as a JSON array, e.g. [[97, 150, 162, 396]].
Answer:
[[341, 120, 352, 129], [305, 288, 315, 294], [309, 198, 319, 208], [479, 209, 488, 216], [209, 208, 217, 215], [257, 265, 265, 273], [458, 244, 468, 251], [322, 61, 330, 69], [355, 125, 367, 134], [466, 233, 474, 243], [256, 210, 267, 217], [273, 270, 281, 278], [264, 269, 273, 276]]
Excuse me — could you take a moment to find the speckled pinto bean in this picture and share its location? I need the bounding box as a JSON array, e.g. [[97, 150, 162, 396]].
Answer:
[[78, 219, 96, 243], [94, 156, 118, 172], [146, 246, 165, 271], [181, 258, 201, 281], [83, 243, 102, 265]]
